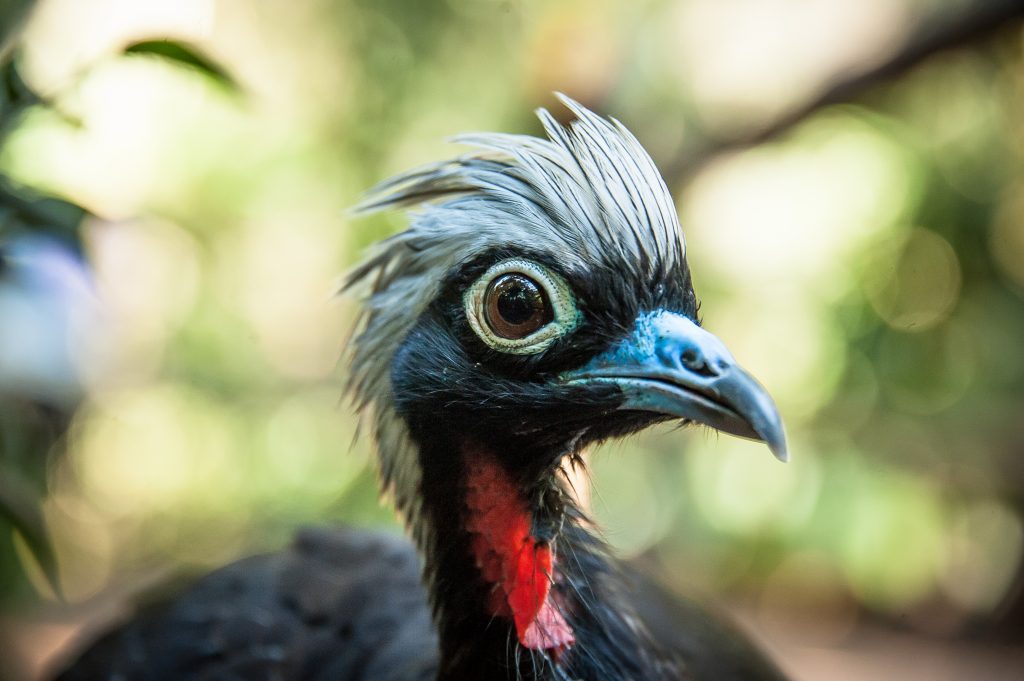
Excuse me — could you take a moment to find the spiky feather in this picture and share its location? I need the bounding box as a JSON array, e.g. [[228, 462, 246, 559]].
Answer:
[[344, 95, 685, 530]]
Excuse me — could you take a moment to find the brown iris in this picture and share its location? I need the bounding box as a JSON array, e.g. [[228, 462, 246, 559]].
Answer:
[[483, 273, 553, 339]]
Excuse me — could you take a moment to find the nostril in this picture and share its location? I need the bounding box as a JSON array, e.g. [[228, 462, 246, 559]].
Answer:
[[679, 347, 722, 377], [680, 348, 716, 376]]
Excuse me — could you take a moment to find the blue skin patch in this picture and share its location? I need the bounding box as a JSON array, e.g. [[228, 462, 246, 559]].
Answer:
[[577, 311, 734, 376], [562, 310, 788, 462]]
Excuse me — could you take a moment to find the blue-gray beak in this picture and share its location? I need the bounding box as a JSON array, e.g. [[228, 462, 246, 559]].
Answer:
[[562, 311, 788, 462]]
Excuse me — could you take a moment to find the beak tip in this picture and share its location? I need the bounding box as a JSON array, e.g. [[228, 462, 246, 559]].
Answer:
[[765, 429, 789, 463]]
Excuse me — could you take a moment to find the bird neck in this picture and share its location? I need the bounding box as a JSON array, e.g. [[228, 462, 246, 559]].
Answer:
[[407, 430, 671, 681]]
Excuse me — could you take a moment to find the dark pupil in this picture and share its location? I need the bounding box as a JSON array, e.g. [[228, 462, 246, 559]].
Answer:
[[484, 273, 552, 339], [497, 279, 538, 324]]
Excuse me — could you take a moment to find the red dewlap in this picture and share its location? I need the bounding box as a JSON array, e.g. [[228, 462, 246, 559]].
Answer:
[[463, 448, 575, 653]]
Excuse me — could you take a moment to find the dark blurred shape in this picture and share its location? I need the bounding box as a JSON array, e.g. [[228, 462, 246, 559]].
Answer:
[[123, 40, 239, 92], [0, 0, 36, 57], [0, 58, 40, 134]]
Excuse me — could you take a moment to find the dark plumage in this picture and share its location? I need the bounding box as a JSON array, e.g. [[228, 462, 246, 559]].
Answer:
[[55, 529, 437, 681], [51, 96, 790, 681], [54, 528, 788, 681]]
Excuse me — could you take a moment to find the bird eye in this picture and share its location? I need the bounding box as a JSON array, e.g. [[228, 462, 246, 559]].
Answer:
[[464, 259, 579, 354], [484, 274, 552, 339]]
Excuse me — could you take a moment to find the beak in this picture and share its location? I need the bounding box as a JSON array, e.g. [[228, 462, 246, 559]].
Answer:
[[562, 311, 788, 462]]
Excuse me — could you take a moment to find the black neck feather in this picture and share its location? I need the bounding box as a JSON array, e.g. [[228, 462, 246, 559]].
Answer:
[[405, 423, 677, 681]]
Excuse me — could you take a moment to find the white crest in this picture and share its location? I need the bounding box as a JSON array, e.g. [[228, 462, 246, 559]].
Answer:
[[346, 95, 685, 526]]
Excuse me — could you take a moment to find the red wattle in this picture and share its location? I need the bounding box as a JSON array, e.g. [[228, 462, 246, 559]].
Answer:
[[463, 447, 575, 652]]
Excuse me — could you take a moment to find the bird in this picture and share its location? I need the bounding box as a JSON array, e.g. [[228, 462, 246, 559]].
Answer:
[[50, 96, 790, 681]]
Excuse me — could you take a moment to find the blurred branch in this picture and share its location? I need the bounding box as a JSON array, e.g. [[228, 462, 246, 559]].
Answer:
[[664, 0, 1024, 184]]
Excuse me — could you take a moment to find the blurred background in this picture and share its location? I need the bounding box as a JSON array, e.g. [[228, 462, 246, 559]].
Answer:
[[0, 0, 1022, 679]]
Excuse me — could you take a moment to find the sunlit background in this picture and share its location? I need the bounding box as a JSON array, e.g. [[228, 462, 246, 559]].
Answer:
[[1, 1, 1023, 679]]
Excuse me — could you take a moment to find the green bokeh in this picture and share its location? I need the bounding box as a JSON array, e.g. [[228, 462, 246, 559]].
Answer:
[[0, 1, 1022, 677]]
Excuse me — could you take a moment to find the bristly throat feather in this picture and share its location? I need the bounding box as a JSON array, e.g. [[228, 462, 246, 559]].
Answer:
[[462, 444, 575, 654]]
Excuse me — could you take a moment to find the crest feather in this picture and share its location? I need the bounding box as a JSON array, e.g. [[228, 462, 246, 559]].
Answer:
[[346, 96, 685, 521]]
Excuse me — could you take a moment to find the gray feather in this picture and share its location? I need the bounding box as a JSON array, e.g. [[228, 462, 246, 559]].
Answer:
[[345, 95, 686, 536]]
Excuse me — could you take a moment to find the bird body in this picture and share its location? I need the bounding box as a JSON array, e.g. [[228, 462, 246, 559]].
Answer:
[[55, 526, 789, 681], [56, 528, 438, 681], [53, 97, 789, 681]]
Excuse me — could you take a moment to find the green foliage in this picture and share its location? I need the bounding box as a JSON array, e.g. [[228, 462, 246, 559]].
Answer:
[[0, 20, 240, 607], [0, 403, 63, 600], [0, 1, 1021, 655], [0, 53, 82, 602], [0, 59, 39, 135], [123, 40, 239, 92]]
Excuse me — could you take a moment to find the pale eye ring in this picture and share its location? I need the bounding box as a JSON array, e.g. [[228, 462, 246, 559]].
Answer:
[[464, 259, 579, 354]]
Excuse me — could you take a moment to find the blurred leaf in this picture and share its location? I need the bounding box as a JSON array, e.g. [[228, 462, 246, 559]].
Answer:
[[0, 58, 41, 138], [0, 468, 60, 598], [123, 39, 238, 91], [0, 57, 38, 110]]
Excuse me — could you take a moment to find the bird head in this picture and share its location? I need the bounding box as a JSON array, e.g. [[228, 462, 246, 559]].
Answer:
[[345, 96, 788, 667], [348, 96, 785, 498]]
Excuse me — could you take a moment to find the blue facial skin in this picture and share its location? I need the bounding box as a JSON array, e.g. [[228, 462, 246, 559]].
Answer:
[[562, 310, 788, 462]]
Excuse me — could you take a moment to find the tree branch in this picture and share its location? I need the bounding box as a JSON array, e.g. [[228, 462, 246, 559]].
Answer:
[[664, 0, 1024, 185]]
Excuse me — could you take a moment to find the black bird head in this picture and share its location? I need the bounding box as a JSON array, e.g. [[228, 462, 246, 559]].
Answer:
[[346, 95, 787, 678]]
